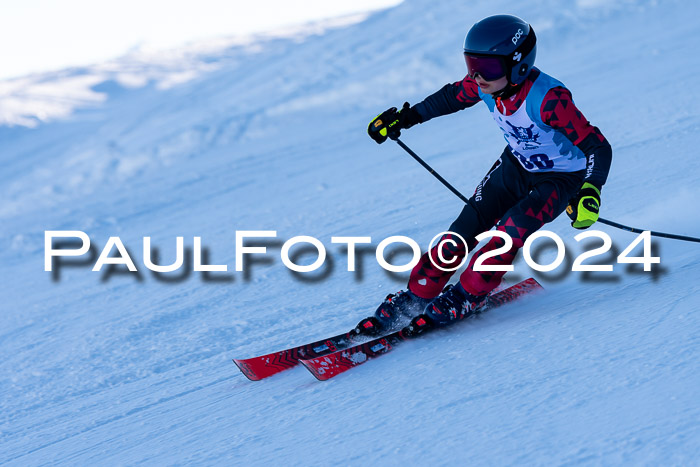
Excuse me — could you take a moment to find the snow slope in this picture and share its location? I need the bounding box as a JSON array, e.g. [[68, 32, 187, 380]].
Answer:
[[1, 0, 699, 464]]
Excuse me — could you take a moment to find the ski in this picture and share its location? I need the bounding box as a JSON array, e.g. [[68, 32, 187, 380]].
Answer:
[[233, 329, 362, 381], [299, 278, 543, 381]]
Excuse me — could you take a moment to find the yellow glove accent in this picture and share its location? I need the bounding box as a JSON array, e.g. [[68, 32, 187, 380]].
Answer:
[[570, 182, 601, 229]]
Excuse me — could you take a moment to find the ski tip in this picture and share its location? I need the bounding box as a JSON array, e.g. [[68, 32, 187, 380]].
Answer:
[[299, 358, 330, 382], [524, 277, 544, 290], [233, 358, 263, 381]]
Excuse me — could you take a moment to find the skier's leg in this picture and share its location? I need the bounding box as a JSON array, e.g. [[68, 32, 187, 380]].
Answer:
[[408, 149, 529, 299], [458, 173, 583, 297]]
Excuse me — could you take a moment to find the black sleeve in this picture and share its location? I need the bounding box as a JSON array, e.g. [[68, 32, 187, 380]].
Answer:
[[577, 133, 613, 188], [412, 76, 481, 123]]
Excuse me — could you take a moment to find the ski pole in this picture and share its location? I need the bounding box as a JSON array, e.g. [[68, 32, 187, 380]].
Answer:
[[394, 137, 470, 205], [594, 218, 700, 243], [393, 137, 700, 244]]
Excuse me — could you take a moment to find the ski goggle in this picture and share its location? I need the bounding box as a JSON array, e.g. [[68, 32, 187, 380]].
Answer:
[[464, 54, 506, 81]]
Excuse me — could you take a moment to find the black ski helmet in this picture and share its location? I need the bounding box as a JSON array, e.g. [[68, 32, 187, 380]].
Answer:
[[463, 15, 537, 85]]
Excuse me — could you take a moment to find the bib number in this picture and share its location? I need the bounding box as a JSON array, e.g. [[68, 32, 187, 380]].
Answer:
[[513, 150, 554, 170]]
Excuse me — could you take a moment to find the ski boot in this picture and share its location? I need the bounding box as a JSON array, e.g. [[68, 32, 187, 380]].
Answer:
[[354, 289, 429, 337], [404, 282, 486, 337], [425, 282, 487, 325]]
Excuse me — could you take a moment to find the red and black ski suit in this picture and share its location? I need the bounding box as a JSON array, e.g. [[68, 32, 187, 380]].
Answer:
[[407, 67, 612, 299]]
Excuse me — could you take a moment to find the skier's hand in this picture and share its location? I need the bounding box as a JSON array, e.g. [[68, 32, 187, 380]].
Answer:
[[566, 182, 601, 229], [367, 102, 422, 144]]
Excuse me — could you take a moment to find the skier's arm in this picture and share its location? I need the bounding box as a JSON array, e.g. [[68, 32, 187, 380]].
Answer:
[[412, 75, 482, 123], [540, 87, 612, 188]]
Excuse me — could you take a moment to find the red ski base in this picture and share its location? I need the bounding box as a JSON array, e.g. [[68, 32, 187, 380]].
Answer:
[[233, 331, 356, 381], [300, 278, 543, 381]]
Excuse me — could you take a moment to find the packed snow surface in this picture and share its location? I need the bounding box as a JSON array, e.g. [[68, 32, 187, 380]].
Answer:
[[1, 0, 698, 464]]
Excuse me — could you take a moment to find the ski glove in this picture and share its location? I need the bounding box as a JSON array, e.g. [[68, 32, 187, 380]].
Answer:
[[566, 182, 601, 229], [367, 102, 422, 144]]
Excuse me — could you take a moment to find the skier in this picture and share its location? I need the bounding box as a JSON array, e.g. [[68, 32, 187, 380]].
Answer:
[[360, 14, 612, 336]]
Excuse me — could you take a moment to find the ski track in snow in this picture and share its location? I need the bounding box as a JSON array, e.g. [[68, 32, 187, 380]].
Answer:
[[1, 0, 699, 464]]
